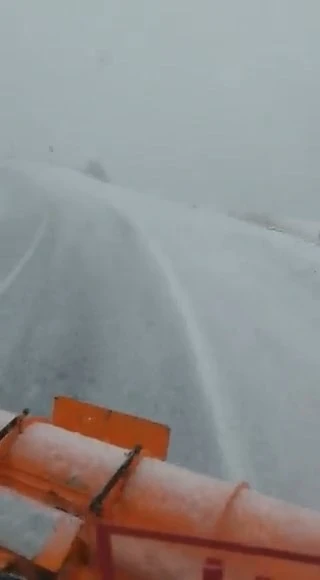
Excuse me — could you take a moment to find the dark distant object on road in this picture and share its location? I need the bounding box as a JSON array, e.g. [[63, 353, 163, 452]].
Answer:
[[83, 159, 110, 183]]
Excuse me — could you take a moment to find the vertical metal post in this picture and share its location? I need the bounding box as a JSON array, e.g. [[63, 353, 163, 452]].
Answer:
[[96, 523, 114, 580], [203, 558, 224, 579]]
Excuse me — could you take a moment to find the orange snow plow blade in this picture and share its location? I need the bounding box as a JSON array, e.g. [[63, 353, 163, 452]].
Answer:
[[0, 398, 320, 579], [52, 395, 170, 460]]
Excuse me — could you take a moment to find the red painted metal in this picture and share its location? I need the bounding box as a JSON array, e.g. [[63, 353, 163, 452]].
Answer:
[[203, 557, 224, 579], [94, 522, 320, 579], [105, 524, 320, 567], [96, 523, 114, 580]]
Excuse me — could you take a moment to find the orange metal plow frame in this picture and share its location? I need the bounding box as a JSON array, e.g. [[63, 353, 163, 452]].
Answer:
[[2, 397, 320, 579], [96, 523, 320, 579]]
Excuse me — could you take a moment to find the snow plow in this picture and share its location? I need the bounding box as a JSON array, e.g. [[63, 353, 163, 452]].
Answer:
[[1, 397, 320, 579]]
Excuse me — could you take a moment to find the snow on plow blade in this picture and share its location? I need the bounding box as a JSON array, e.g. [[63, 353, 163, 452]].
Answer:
[[0, 399, 320, 579]]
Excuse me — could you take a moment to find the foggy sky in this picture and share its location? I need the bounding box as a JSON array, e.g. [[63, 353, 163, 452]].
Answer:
[[0, 1, 319, 217]]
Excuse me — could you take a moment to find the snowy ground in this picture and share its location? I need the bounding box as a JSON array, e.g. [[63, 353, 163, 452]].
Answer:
[[231, 210, 320, 246], [1, 161, 320, 512]]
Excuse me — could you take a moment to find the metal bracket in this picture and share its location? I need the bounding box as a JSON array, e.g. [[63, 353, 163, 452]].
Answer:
[[0, 409, 29, 442], [89, 444, 142, 516]]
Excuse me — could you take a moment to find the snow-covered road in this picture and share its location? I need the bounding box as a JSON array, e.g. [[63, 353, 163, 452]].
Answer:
[[0, 163, 221, 478], [1, 161, 320, 512]]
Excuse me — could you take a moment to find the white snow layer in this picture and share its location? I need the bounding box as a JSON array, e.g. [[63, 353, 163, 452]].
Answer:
[[10, 422, 320, 556], [0, 485, 78, 558], [0, 409, 15, 429], [232, 210, 320, 245], [2, 161, 320, 514]]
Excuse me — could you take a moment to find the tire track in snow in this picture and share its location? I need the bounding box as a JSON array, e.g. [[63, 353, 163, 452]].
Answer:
[[77, 203, 222, 474], [97, 199, 251, 481], [0, 217, 47, 297], [135, 233, 256, 482]]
